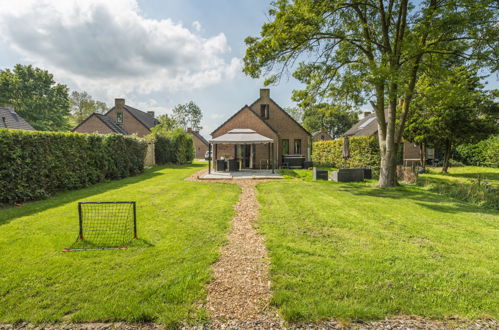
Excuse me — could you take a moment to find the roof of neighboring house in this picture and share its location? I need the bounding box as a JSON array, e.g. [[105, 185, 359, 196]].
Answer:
[[343, 113, 378, 137], [72, 113, 129, 135], [0, 107, 35, 130], [188, 129, 209, 146], [312, 130, 333, 140], [95, 114, 129, 134], [123, 105, 159, 129], [210, 128, 274, 144]]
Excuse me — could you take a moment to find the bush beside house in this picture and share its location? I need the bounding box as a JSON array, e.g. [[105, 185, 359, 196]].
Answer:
[[455, 135, 499, 168], [0, 130, 147, 204], [312, 136, 380, 173], [153, 128, 194, 165]]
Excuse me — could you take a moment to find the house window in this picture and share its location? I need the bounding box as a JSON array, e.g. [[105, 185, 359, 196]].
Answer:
[[116, 112, 123, 124], [282, 139, 289, 155], [294, 139, 302, 154], [260, 104, 269, 119]]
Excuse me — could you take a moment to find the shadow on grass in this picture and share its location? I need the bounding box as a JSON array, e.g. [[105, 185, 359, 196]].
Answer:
[[346, 184, 498, 216], [0, 163, 204, 227]]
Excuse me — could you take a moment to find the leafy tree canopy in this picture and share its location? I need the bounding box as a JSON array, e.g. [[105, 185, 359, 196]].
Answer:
[[172, 101, 203, 131], [70, 91, 108, 126], [0, 64, 71, 131], [150, 114, 177, 135], [297, 103, 359, 138], [243, 0, 498, 186], [405, 65, 498, 172]]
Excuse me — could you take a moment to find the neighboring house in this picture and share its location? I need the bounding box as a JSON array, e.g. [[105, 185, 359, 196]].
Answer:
[[0, 107, 35, 131], [73, 98, 159, 137], [211, 88, 311, 168], [343, 112, 437, 165], [312, 129, 333, 141], [187, 128, 209, 159]]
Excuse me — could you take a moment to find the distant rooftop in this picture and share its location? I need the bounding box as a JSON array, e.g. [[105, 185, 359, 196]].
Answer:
[[0, 107, 35, 131]]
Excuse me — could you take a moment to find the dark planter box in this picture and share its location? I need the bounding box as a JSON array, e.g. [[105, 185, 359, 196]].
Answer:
[[331, 168, 365, 182], [363, 168, 372, 179], [313, 167, 328, 180], [228, 159, 239, 172], [216, 160, 226, 172], [283, 155, 305, 169], [304, 161, 313, 169]]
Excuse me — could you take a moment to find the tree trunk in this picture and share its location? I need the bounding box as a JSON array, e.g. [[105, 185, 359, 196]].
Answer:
[[442, 140, 452, 173]]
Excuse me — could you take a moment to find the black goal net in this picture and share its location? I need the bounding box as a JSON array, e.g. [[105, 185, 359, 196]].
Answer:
[[65, 201, 137, 251]]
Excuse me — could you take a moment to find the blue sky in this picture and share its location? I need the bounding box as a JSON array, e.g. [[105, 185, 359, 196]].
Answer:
[[0, 0, 496, 137]]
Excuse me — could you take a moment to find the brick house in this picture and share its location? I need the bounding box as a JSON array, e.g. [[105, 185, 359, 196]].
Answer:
[[210, 89, 311, 169], [0, 107, 35, 131], [187, 128, 209, 159], [344, 112, 437, 165], [73, 98, 159, 137]]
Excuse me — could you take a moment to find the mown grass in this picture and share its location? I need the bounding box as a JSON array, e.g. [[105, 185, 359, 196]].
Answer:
[[256, 175, 498, 322], [418, 166, 499, 209], [0, 163, 240, 326]]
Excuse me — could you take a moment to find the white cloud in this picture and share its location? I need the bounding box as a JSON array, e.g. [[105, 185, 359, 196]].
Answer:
[[0, 0, 241, 100]]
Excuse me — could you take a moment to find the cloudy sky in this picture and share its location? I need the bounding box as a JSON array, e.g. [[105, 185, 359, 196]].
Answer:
[[0, 0, 497, 137], [0, 0, 304, 137]]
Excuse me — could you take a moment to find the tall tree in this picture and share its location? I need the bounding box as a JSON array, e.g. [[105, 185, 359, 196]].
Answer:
[[70, 91, 108, 124], [150, 113, 177, 134], [243, 0, 498, 187], [172, 101, 203, 131], [0, 64, 71, 131], [405, 66, 497, 172], [284, 106, 304, 123], [301, 103, 359, 138]]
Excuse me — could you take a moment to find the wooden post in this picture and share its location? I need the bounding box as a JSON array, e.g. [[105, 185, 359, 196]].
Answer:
[[271, 142, 275, 174], [208, 143, 211, 174], [267, 143, 271, 170]]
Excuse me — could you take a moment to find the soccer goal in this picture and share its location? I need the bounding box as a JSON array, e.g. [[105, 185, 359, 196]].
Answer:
[[64, 201, 137, 251]]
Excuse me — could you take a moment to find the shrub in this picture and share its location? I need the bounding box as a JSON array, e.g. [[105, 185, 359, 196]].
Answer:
[[455, 135, 499, 167], [312, 136, 380, 174], [153, 128, 194, 165], [0, 130, 147, 204]]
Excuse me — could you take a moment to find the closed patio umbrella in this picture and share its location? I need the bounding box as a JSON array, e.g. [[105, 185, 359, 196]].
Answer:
[[342, 136, 350, 167]]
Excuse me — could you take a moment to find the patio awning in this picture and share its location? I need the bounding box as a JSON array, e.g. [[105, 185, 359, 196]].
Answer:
[[209, 128, 273, 144]]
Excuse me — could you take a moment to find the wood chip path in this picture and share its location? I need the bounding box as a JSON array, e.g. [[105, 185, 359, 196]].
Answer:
[[187, 169, 283, 328]]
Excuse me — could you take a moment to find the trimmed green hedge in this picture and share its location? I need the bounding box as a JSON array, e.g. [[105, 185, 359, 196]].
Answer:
[[0, 130, 147, 204], [153, 128, 194, 165], [312, 136, 380, 173], [455, 135, 499, 168]]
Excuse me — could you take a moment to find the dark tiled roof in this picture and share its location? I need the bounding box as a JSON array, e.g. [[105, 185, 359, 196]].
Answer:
[[0, 108, 35, 130], [343, 113, 378, 137], [189, 130, 209, 146], [95, 114, 128, 135], [123, 105, 159, 129]]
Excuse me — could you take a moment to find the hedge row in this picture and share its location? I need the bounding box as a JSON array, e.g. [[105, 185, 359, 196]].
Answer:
[[154, 129, 194, 165], [312, 136, 380, 172], [455, 135, 499, 168], [0, 130, 147, 204]]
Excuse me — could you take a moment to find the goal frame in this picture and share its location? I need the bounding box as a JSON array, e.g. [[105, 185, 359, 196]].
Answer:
[[78, 201, 137, 241]]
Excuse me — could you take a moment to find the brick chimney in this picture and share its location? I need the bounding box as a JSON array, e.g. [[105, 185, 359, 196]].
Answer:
[[115, 98, 125, 108], [147, 111, 155, 118], [260, 88, 270, 99], [363, 111, 372, 118], [187, 127, 192, 133]]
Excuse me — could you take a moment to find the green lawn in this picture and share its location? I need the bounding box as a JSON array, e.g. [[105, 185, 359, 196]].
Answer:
[[421, 166, 499, 187], [418, 166, 499, 209], [0, 164, 239, 326], [257, 173, 499, 322]]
